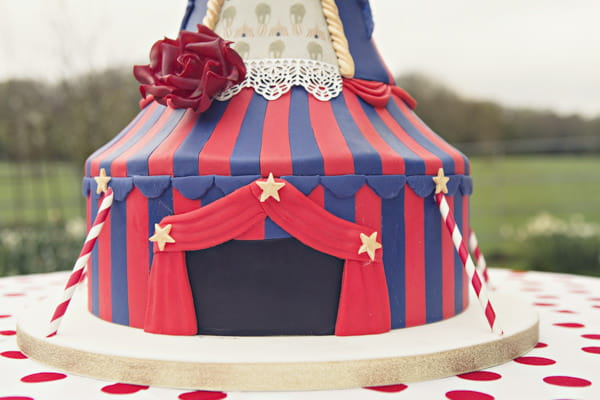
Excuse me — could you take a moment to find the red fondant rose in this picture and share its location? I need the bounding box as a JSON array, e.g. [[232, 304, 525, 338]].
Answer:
[[134, 25, 246, 112]]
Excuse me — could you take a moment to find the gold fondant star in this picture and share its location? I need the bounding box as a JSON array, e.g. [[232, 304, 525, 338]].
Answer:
[[432, 168, 450, 194], [94, 168, 111, 194], [255, 173, 286, 202], [358, 232, 382, 261], [149, 224, 176, 251]]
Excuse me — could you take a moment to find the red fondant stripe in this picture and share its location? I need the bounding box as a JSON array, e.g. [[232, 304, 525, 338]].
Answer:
[[376, 107, 442, 175], [126, 188, 150, 328], [173, 188, 201, 215], [394, 98, 466, 174], [98, 204, 112, 321], [199, 89, 254, 175], [308, 185, 325, 208], [404, 187, 426, 326], [111, 107, 175, 177], [86, 195, 92, 311], [89, 103, 159, 176], [343, 91, 405, 174], [442, 196, 455, 319], [355, 185, 382, 232], [260, 91, 293, 176], [148, 109, 197, 176], [308, 95, 355, 175]]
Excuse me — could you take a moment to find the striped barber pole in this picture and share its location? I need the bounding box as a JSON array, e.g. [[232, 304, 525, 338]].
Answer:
[[469, 230, 490, 285], [47, 188, 114, 338], [435, 192, 503, 335]]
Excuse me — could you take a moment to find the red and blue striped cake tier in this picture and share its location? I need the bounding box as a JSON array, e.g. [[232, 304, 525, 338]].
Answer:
[[84, 86, 471, 334]]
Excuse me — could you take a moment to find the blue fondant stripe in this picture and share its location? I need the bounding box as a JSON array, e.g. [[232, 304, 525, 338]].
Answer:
[[147, 190, 173, 267], [86, 107, 149, 176], [174, 100, 228, 177], [182, 0, 208, 31], [359, 99, 425, 175], [330, 94, 382, 175], [454, 194, 465, 314], [424, 195, 443, 323], [324, 189, 355, 223], [127, 109, 186, 176], [230, 94, 267, 176], [201, 186, 226, 206], [386, 100, 456, 175], [335, 0, 390, 82], [382, 191, 406, 328], [100, 105, 166, 176], [289, 88, 325, 176], [264, 218, 290, 239], [110, 199, 129, 325]]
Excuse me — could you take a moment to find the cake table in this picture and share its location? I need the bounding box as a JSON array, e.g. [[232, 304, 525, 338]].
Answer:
[[1, 268, 598, 399]]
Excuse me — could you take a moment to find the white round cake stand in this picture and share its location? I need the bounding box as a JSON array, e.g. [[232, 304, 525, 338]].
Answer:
[[17, 289, 538, 391]]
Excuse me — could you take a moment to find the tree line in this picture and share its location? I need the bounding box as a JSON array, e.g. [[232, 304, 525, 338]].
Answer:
[[0, 69, 598, 163]]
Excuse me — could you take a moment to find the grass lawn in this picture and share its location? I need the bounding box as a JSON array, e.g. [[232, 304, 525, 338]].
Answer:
[[469, 155, 600, 267], [0, 161, 84, 225]]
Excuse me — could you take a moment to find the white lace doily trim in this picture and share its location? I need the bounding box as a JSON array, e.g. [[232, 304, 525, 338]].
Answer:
[[216, 58, 343, 102]]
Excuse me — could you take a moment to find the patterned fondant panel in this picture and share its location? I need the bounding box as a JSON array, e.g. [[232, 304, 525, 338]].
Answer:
[[213, 0, 339, 65]]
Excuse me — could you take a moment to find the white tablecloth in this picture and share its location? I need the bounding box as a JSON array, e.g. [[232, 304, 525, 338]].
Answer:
[[1, 269, 598, 400]]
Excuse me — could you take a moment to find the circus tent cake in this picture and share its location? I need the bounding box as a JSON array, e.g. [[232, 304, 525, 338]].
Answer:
[[82, 0, 474, 337]]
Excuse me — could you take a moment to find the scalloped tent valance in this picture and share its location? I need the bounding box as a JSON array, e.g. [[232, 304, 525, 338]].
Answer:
[[83, 174, 473, 202]]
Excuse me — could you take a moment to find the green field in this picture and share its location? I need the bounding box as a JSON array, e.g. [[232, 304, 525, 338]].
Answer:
[[469, 155, 600, 265], [1, 156, 599, 275], [0, 161, 84, 225]]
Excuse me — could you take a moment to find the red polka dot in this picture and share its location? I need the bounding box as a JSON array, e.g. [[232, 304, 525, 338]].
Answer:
[[570, 290, 589, 294], [554, 323, 585, 328], [543, 376, 591, 387], [522, 288, 542, 292], [510, 269, 528, 274], [514, 356, 556, 366], [0, 397, 34, 400], [1, 351, 27, 359], [21, 372, 67, 383], [3, 293, 25, 297], [178, 391, 227, 400], [588, 297, 600, 301], [0, 314, 11, 318], [582, 334, 600, 340], [446, 390, 494, 400], [555, 310, 576, 314], [365, 384, 408, 392], [101, 383, 149, 394], [593, 305, 600, 309], [457, 371, 502, 381], [537, 295, 559, 299], [0, 330, 16, 336], [533, 302, 556, 307], [582, 346, 600, 354], [534, 342, 548, 348]]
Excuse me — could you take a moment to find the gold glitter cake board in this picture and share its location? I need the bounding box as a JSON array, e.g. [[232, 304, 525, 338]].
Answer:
[[17, 289, 538, 391]]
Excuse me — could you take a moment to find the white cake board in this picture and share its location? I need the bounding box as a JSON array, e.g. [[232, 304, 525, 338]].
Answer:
[[17, 288, 538, 391]]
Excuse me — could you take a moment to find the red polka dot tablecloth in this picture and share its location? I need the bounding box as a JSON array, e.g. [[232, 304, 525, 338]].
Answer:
[[1, 269, 598, 400]]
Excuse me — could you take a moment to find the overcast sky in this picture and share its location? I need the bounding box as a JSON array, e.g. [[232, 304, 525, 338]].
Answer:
[[1, 0, 599, 116]]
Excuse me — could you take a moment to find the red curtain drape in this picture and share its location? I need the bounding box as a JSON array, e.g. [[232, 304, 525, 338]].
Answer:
[[144, 179, 391, 336]]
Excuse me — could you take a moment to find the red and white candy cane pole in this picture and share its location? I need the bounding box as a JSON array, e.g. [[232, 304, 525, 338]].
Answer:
[[469, 229, 490, 285], [432, 169, 503, 335], [47, 188, 114, 337]]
